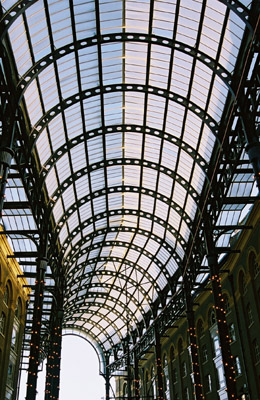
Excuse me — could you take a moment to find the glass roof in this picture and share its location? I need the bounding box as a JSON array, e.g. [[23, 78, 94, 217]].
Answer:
[[0, 0, 257, 355]]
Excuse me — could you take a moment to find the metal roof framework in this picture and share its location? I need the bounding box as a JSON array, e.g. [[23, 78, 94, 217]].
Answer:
[[0, 0, 259, 382]]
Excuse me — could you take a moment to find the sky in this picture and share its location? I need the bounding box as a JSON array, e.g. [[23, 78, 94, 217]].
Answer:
[[18, 335, 114, 400]]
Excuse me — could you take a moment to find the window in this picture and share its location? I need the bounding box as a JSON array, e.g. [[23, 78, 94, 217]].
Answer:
[[182, 361, 187, 377], [205, 374, 212, 392], [151, 367, 156, 399], [223, 295, 230, 314], [239, 272, 247, 296], [234, 356, 242, 376], [15, 298, 22, 319], [7, 361, 15, 387], [253, 339, 260, 364], [247, 303, 254, 326], [11, 322, 19, 351], [0, 312, 6, 335], [209, 308, 216, 327], [213, 335, 221, 358], [172, 368, 177, 384], [123, 382, 127, 398], [178, 338, 183, 354], [184, 387, 189, 400], [163, 355, 170, 398], [4, 286, 9, 306], [201, 344, 208, 363], [249, 252, 260, 278], [197, 319, 204, 338], [228, 323, 236, 342]]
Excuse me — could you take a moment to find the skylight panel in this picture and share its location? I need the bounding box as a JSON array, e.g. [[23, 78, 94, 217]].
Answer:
[[199, 125, 216, 162], [99, 0, 123, 34], [141, 194, 154, 214], [83, 96, 102, 130], [87, 135, 104, 164], [48, 0, 73, 47], [71, 144, 87, 172], [8, 16, 32, 76], [45, 168, 58, 197], [124, 192, 139, 209], [125, 42, 148, 85], [184, 195, 197, 221], [63, 103, 83, 139], [48, 114, 66, 152], [75, 175, 90, 200], [67, 212, 79, 233], [53, 198, 64, 223], [74, 0, 96, 39], [57, 54, 79, 98], [56, 153, 71, 182], [104, 92, 123, 125], [170, 52, 192, 97], [62, 186, 76, 211], [152, 221, 165, 239], [125, 1, 150, 33], [36, 129, 52, 166], [124, 130, 143, 159], [90, 169, 105, 191], [177, 150, 193, 182], [24, 80, 42, 126], [79, 202, 92, 222], [93, 195, 107, 215], [153, 0, 176, 38], [107, 165, 122, 187], [124, 165, 140, 186], [108, 192, 123, 210], [38, 64, 59, 110], [146, 95, 166, 130], [165, 102, 185, 137], [158, 172, 173, 197], [26, 1, 50, 62], [142, 167, 158, 191], [161, 140, 178, 170], [106, 131, 123, 159]]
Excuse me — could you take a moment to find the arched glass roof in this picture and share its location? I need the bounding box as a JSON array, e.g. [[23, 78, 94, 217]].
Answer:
[[0, 0, 258, 356]]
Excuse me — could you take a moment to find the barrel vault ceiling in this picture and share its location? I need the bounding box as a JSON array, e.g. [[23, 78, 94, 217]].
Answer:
[[0, 0, 259, 361]]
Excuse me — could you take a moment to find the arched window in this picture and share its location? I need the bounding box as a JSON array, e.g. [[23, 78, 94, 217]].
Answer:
[[0, 311, 6, 335], [246, 303, 254, 326], [208, 308, 216, 328], [15, 298, 22, 319], [4, 285, 10, 306], [170, 346, 175, 363], [223, 294, 230, 314], [123, 382, 127, 399], [239, 271, 247, 296], [197, 318, 204, 338], [151, 366, 156, 399], [178, 338, 183, 354], [163, 354, 170, 399], [249, 251, 260, 278], [253, 339, 260, 364]]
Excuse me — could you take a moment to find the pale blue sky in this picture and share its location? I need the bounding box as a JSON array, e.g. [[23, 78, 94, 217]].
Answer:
[[18, 335, 111, 400]]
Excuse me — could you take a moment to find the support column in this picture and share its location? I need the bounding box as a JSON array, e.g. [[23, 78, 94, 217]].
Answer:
[[133, 351, 140, 400], [45, 310, 63, 400], [154, 327, 164, 400], [246, 142, 260, 192], [105, 354, 110, 400], [204, 221, 238, 400], [184, 283, 204, 400], [26, 257, 47, 400], [0, 147, 13, 215]]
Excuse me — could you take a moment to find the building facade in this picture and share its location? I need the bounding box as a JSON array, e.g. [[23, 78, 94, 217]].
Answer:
[[0, 228, 30, 400], [116, 202, 260, 400]]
